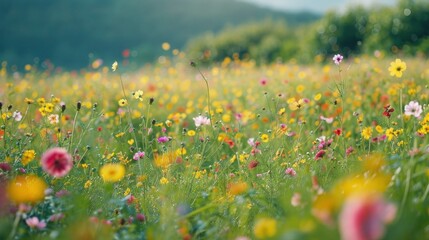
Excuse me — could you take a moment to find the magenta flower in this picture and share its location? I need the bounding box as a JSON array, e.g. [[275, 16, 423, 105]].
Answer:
[[157, 136, 169, 143], [404, 100, 423, 118], [339, 196, 397, 240], [333, 54, 343, 65], [26, 217, 46, 229], [193, 115, 210, 127], [41, 148, 73, 178], [314, 150, 326, 160], [133, 151, 145, 160]]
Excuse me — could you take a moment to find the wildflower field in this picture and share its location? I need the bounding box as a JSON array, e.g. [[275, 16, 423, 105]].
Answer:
[[1, 55, 429, 240]]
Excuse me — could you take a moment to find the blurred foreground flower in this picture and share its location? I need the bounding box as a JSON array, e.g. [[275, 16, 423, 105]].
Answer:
[[100, 163, 125, 182], [41, 148, 73, 178], [7, 175, 47, 204], [388, 59, 406, 78], [339, 196, 396, 240], [253, 217, 277, 239]]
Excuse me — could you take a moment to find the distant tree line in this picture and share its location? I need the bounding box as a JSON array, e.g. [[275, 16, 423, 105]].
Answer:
[[186, 0, 429, 64]]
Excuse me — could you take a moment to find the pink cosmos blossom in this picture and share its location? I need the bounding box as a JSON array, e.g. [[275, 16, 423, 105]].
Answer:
[[193, 115, 211, 127], [133, 151, 145, 160], [339, 196, 397, 240], [333, 54, 344, 65], [320, 116, 334, 124], [259, 78, 268, 86], [404, 100, 423, 118], [26, 217, 46, 229], [285, 167, 296, 176], [315, 150, 326, 160], [41, 148, 73, 178]]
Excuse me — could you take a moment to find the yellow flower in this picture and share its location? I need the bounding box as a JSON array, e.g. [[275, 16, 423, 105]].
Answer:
[[118, 99, 128, 107], [154, 152, 177, 169], [7, 175, 47, 204], [24, 98, 34, 104], [288, 98, 305, 111], [187, 130, 196, 136], [253, 217, 277, 239], [124, 187, 131, 196], [21, 150, 36, 166], [361, 127, 373, 140], [278, 108, 286, 115], [100, 163, 126, 182], [84, 180, 92, 189], [44, 103, 54, 113], [228, 181, 248, 196], [160, 177, 169, 185], [388, 59, 406, 78], [112, 61, 118, 71], [261, 134, 269, 143], [176, 148, 187, 156], [128, 139, 135, 145], [375, 125, 384, 134]]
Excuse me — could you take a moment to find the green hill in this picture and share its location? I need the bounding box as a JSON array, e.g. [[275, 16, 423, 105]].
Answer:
[[0, 0, 319, 69]]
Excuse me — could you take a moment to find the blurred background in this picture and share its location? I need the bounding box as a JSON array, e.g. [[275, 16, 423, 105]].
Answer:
[[0, 0, 428, 70]]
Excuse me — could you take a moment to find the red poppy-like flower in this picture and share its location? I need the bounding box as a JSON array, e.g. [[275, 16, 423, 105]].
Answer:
[[383, 105, 394, 118], [41, 148, 73, 178]]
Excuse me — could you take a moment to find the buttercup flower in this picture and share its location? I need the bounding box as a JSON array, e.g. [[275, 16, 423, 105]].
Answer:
[[404, 101, 422, 118], [41, 148, 73, 178], [388, 59, 406, 78], [253, 217, 277, 239]]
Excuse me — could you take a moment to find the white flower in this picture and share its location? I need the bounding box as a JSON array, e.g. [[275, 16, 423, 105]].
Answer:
[[333, 54, 343, 65], [12, 111, 22, 121], [193, 115, 210, 127], [404, 101, 422, 118], [112, 61, 118, 72], [26, 217, 46, 229], [47, 114, 59, 124]]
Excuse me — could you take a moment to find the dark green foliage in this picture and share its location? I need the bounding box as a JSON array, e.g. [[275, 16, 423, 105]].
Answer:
[[0, 0, 319, 69]]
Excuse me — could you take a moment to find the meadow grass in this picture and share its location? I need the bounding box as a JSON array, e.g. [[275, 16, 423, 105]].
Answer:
[[0, 55, 428, 239]]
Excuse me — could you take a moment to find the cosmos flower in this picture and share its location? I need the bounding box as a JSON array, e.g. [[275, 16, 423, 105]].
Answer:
[[388, 59, 406, 78], [333, 54, 344, 65], [41, 148, 73, 178], [133, 151, 145, 161], [193, 115, 210, 127], [404, 101, 422, 118], [285, 167, 296, 176], [339, 196, 397, 240], [26, 217, 47, 230], [12, 111, 22, 121]]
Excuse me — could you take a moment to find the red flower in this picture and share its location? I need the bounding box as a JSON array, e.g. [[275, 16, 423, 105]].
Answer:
[[248, 160, 259, 170], [314, 150, 326, 160], [333, 128, 342, 136], [41, 148, 73, 178], [382, 105, 394, 118]]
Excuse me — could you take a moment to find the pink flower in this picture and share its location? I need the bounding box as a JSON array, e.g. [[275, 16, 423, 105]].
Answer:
[[12, 111, 22, 121], [259, 78, 268, 86], [157, 136, 170, 143], [333, 54, 343, 65], [339, 196, 397, 240], [346, 146, 354, 156], [26, 217, 46, 229], [291, 192, 301, 207], [320, 116, 334, 124], [285, 167, 296, 176], [314, 150, 326, 160], [193, 115, 210, 127], [41, 148, 73, 178], [133, 151, 145, 160], [404, 100, 422, 118]]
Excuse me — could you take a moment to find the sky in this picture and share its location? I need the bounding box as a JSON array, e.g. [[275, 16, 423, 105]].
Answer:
[[240, 0, 396, 13]]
